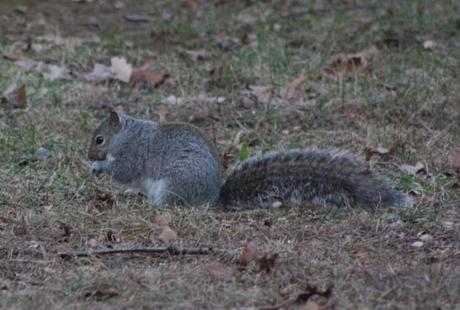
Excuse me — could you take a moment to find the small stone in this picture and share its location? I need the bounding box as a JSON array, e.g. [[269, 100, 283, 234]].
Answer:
[[423, 40, 436, 50], [419, 234, 433, 241], [33, 147, 54, 159], [442, 221, 454, 230], [411, 241, 424, 248], [272, 201, 282, 208], [88, 238, 98, 248]]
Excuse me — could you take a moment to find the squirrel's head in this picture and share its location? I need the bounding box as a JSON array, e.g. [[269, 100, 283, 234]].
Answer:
[[88, 111, 122, 161]]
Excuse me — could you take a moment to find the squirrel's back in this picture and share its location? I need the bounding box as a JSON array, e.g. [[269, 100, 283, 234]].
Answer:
[[220, 149, 411, 210]]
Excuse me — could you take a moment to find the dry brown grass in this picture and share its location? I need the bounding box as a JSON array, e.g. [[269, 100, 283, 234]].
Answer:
[[0, 0, 459, 308]]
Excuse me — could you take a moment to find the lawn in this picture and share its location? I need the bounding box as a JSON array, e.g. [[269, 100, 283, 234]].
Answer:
[[0, 0, 459, 308]]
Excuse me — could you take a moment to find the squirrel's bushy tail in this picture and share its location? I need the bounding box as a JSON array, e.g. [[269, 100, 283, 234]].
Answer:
[[219, 149, 411, 210]]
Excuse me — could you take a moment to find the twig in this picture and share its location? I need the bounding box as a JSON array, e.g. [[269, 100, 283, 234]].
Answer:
[[60, 246, 213, 260]]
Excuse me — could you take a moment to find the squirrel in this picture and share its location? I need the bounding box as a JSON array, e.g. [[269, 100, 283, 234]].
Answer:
[[88, 111, 411, 210]]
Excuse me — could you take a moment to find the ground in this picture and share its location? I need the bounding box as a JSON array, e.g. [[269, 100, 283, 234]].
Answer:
[[0, 0, 459, 309]]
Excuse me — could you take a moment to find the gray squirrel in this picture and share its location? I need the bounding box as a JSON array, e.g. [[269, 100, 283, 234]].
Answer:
[[88, 111, 411, 209]]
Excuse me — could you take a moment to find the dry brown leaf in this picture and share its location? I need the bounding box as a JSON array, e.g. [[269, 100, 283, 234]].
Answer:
[[322, 46, 377, 79], [239, 241, 257, 270], [3, 84, 27, 109], [178, 48, 212, 61], [248, 85, 274, 104], [159, 225, 178, 244], [365, 143, 399, 161], [88, 238, 98, 248], [450, 149, 460, 173], [214, 34, 240, 50], [264, 285, 332, 310], [12, 84, 27, 109], [283, 74, 306, 100], [84, 287, 119, 301], [204, 263, 233, 280], [256, 253, 279, 273], [186, 0, 202, 11], [87, 193, 115, 213], [129, 69, 167, 89], [43, 64, 69, 81], [12, 59, 69, 81], [154, 213, 171, 227]]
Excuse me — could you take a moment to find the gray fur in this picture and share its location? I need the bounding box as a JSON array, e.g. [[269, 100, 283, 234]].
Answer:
[[89, 113, 221, 206], [89, 113, 411, 209], [220, 149, 412, 209]]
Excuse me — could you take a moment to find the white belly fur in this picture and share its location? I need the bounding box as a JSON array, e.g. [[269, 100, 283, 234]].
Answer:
[[143, 178, 167, 205]]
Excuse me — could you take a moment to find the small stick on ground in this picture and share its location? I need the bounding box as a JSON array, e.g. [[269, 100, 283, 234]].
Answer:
[[60, 246, 213, 260]]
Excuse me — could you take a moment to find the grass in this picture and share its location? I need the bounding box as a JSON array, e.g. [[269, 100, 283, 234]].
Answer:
[[0, 0, 459, 309]]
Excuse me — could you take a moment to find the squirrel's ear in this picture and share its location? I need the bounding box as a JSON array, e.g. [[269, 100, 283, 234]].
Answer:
[[109, 111, 122, 131]]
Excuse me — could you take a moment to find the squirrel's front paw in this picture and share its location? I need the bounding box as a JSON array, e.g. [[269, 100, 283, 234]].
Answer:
[[90, 161, 105, 175]]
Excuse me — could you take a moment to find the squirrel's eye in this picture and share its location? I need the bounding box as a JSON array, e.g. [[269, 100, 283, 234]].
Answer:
[[95, 135, 104, 145]]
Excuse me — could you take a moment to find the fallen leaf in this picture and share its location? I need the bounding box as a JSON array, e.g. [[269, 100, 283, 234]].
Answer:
[[355, 251, 370, 263], [15, 58, 44, 70], [400, 162, 425, 175], [129, 69, 167, 89], [241, 85, 274, 105], [114, 1, 125, 9], [411, 241, 424, 248], [256, 253, 278, 273], [365, 142, 400, 161], [88, 193, 115, 213], [204, 263, 233, 280], [178, 48, 212, 61], [186, 0, 202, 11], [56, 221, 72, 238], [43, 64, 69, 81], [282, 74, 306, 101], [81, 63, 113, 81], [88, 238, 98, 248], [322, 46, 377, 79], [110, 57, 132, 83], [264, 285, 332, 310], [154, 214, 171, 227], [214, 34, 240, 50], [239, 241, 257, 270], [81, 57, 132, 83], [450, 149, 460, 173], [13, 59, 69, 81], [159, 226, 178, 244], [9, 84, 27, 109]]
